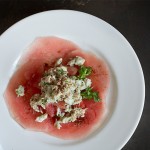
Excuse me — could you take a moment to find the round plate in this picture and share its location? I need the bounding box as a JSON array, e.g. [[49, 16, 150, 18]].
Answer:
[[0, 10, 145, 150]]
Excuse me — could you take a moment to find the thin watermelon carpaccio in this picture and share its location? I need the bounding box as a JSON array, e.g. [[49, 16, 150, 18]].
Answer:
[[4, 37, 110, 140]]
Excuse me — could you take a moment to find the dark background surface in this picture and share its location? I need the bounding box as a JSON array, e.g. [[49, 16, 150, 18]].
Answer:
[[0, 0, 149, 150]]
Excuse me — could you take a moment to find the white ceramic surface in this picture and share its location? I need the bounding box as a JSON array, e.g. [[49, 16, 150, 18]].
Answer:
[[0, 10, 145, 150]]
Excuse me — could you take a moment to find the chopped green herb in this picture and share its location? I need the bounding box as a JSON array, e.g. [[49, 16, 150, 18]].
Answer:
[[81, 87, 100, 102], [57, 68, 64, 75], [40, 81, 51, 86], [43, 71, 49, 77], [43, 82, 51, 86], [78, 66, 92, 79], [41, 98, 48, 104]]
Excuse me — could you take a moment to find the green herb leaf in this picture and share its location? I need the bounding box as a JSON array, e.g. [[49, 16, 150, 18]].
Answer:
[[78, 66, 92, 79], [92, 92, 100, 102], [81, 87, 101, 102]]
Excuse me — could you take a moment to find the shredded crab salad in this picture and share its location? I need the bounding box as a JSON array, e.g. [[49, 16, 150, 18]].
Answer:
[[16, 56, 100, 129]]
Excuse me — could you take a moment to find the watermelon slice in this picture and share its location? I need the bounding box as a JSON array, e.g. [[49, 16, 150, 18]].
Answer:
[[4, 37, 110, 139]]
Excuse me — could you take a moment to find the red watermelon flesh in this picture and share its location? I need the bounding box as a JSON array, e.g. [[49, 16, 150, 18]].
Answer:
[[4, 37, 110, 139]]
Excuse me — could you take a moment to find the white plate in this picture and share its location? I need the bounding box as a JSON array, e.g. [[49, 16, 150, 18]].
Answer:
[[0, 10, 145, 150]]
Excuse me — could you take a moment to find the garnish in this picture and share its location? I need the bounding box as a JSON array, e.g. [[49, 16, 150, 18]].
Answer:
[[78, 66, 92, 79], [57, 68, 64, 75], [81, 87, 100, 102]]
